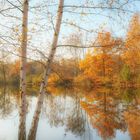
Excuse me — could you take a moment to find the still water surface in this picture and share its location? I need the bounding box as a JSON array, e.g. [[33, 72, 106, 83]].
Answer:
[[0, 86, 140, 140]]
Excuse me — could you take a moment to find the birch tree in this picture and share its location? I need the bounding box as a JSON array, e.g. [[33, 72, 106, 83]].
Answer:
[[18, 0, 29, 140], [28, 0, 64, 139]]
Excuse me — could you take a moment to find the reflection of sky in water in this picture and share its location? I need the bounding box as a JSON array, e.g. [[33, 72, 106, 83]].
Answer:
[[1, 86, 140, 140], [0, 92, 134, 140], [0, 110, 19, 140], [0, 114, 130, 140]]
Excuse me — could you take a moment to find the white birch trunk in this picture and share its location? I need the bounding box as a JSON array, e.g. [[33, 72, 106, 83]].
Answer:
[[39, 0, 64, 94], [28, 0, 64, 139], [19, 0, 29, 140], [28, 93, 44, 140]]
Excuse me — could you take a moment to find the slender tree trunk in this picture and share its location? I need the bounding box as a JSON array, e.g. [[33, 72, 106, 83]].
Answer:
[[28, 0, 64, 139], [102, 58, 106, 78], [102, 51, 106, 83], [28, 93, 44, 140], [2, 63, 6, 85], [19, 0, 29, 140], [39, 0, 64, 94], [103, 92, 107, 140]]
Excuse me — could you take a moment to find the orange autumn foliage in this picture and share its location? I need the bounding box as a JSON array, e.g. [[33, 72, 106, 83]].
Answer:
[[10, 60, 20, 76], [79, 32, 118, 84], [124, 108, 140, 140], [80, 90, 125, 139], [123, 13, 140, 74], [78, 14, 140, 87]]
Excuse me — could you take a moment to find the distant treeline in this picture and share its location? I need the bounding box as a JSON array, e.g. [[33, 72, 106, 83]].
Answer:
[[0, 14, 140, 88]]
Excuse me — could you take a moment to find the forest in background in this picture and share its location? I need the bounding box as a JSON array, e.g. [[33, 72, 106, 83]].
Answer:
[[1, 13, 140, 88]]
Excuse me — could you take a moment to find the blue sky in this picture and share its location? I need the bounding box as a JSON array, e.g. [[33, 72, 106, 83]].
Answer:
[[29, 0, 140, 44], [0, 0, 140, 60], [29, 0, 140, 58]]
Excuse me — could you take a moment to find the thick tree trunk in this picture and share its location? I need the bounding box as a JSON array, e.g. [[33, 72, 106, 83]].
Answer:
[[28, 0, 64, 139], [18, 0, 29, 140]]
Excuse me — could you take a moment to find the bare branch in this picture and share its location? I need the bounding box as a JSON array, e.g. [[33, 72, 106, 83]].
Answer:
[[63, 5, 134, 13], [5, 0, 23, 12]]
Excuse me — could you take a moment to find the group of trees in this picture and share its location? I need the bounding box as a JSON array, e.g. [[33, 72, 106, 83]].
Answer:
[[0, 0, 139, 139], [1, 13, 140, 88], [79, 13, 140, 87]]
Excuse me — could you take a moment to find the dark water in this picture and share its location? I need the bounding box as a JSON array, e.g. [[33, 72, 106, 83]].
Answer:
[[0, 86, 140, 140]]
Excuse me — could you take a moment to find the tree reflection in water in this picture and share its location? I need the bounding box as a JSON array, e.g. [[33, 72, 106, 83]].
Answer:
[[28, 93, 45, 140], [65, 93, 85, 136], [80, 88, 140, 140], [0, 86, 139, 140], [43, 90, 86, 137], [123, 89, 140, 140], [0, 86, 17, 118]]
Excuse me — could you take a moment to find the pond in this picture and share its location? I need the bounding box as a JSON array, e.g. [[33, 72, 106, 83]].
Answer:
[[0, 86, 140, 140]]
